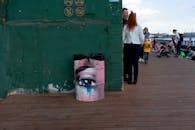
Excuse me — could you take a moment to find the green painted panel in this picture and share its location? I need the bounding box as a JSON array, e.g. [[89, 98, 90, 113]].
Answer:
[[7, 0, 108, 21], [0, 0, 122, 99], [7, 0, 64, 20], [0, 26, 8, 98]]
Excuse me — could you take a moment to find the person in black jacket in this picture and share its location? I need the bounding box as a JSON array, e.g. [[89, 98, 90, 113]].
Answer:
[[122, 8, 129, 26], [176, 33, 183, 56], [122, 8, 129, 81]]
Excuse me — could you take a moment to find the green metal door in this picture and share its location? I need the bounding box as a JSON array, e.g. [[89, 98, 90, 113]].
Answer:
[[0, 0, 122, 99]]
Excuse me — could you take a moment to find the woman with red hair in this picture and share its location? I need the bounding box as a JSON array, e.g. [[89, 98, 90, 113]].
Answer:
[[123, 11, 144, 84]]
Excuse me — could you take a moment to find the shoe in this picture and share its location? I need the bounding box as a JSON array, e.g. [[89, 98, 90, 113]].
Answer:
[[124, 74, 129, 81], [132, 81, 137, 84], [127, 81, 132, 84], [124, 78, 128, 82], [139, 58, 142, 63]]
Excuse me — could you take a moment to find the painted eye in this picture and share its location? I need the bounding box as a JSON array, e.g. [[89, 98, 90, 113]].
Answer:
[[91, 81, 96, 86], [78, 79, 96, 87], [78, 80, 83, 86], [84, 79, 88, 84]]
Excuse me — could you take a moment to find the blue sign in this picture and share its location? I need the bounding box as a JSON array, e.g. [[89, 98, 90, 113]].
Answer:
[[109, 0, 119, 2]]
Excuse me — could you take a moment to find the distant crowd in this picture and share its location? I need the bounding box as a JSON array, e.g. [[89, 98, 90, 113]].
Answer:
[[122, 8, 195, 84], [152, 35, 195, 60]]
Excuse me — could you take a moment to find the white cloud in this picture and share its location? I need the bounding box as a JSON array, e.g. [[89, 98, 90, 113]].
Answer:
[[122, 0, 142, 7], [122, 0, 160, 21], [123, 1, 160, 31], [140, 8, 160, 17], [122, 0, 142, 12], [123, 0, 195, 33]]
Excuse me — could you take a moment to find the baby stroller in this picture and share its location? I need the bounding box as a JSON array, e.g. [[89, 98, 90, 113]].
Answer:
[[157, 45, 170, 57]]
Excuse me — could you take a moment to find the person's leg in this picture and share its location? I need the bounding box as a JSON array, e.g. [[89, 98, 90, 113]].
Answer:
[[128, 63, 132, 84], [145, 52, 149, 64], [178, 44, 181, 55], [147, 52, 149, 61], [133, 45, 141, 84], [143, 52, 149, 64], [127, 44, 134, 84], [176, 44, 180, 55], [139, 46, 144, 62], [123, 44, 129, 81]]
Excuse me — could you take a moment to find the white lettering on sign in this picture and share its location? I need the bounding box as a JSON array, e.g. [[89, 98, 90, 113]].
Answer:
[[109, 0, 119, 2]]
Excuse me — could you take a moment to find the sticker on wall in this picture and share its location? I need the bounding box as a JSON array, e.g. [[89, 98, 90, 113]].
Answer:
[[64, 0, 85, 17], [75, 0, 84, 6], [64, 7, 73, 17], [75, 7, 85, 16], [64, 0, 73, 6]]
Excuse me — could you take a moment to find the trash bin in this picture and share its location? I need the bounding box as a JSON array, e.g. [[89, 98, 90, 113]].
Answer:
[[74, 54, 105, 102]]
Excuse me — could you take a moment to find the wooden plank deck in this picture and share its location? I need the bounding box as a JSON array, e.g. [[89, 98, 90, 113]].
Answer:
[[0, 54, 195, 130]]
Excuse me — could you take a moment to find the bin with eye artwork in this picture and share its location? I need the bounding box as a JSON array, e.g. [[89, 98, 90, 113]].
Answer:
[[74, 54, 104, 102]]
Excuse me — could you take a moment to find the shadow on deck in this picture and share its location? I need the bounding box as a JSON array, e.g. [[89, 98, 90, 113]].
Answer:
[[0, 54, 195, 130]]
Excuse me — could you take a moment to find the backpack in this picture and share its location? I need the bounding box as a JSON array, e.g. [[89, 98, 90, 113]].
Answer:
[[179, 33, 183, 42]]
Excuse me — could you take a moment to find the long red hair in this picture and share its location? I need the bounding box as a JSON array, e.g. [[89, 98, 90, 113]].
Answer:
[[127, 11, 137, 30]]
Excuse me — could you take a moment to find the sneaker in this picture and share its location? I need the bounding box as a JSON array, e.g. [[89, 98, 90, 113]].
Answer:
[[124, 78, 128, 82], [127, 81, 132, 84], [132, 81, 137, 84], [157, 55, 161, 58], [139, 58, 142, 63]]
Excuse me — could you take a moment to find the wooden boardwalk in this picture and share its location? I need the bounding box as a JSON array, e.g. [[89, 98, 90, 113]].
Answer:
[[0, 54, 195, 130]]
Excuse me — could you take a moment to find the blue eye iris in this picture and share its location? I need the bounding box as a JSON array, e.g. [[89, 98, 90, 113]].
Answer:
[[78, 79, 96, 88]]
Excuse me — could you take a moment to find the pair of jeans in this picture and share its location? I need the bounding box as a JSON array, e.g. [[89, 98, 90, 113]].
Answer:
[[127, 44, 141, 83], [144, 52, 149, 62], [123, 44, 130, 80]]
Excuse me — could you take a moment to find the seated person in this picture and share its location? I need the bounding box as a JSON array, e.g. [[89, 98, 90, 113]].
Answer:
[[168, 41, 176, 54], [157, 43, 170, 57], [186, 47, 194, 59]]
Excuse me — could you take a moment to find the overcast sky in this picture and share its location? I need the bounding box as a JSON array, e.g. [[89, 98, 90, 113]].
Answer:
[[122, 0, 195, 34]]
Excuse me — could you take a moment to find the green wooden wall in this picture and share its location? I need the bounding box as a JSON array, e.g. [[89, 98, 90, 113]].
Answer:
[[0, 0, 123, 99]]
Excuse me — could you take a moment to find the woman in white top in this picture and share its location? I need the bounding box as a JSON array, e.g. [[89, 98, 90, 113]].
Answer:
[[123, 11, 144, 84]]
